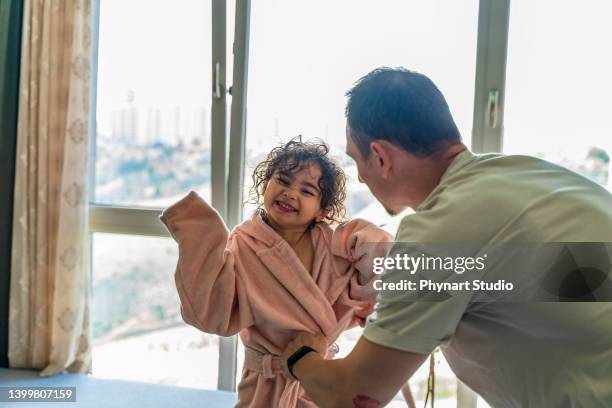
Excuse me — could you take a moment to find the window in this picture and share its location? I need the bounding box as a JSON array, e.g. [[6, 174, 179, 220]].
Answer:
[[244, 0, 478, 221], [91, 0, 220, 389], [91, 233, 219, 388], [94, 0, 213, 207], [504, 0, 612, 188], [243, 1, 479, 404], [89, 1, 603, 405]]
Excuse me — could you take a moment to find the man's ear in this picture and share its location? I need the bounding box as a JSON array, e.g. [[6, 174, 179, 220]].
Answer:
[[316, 208, 330, 222], [369, 141, 393, 179]]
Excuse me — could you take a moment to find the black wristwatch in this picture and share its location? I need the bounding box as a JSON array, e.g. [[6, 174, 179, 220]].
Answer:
[[287, 346, 315, 377]]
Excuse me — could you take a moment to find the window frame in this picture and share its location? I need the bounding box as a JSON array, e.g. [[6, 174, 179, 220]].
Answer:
[[472, 0, 510, 154], [88, 0, 250, 392], [88, 0, 510, 403]]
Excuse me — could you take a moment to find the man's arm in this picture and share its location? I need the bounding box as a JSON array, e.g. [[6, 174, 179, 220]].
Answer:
[[290, 334, 429, 408]]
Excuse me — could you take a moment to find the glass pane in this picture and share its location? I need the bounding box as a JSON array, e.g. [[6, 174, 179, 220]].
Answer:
[[244, 0, 478, 223], [91, 233, 219, 389], [504, 0, 612, 189], [94, 0, 212, 207], [243, 1, 479, 405]]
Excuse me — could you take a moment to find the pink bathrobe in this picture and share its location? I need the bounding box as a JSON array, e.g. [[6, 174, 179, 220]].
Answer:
[[160, 191, 392, 407]]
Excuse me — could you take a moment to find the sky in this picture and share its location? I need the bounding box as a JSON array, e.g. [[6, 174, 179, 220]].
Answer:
[[96, 0, 612, 159], [96, 0, 211, 126], [96, 0, 478, 151], [504, 0, 612, 158]]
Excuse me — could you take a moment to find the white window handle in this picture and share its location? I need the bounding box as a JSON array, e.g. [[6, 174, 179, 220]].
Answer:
[[214, 62, 222, 99], [487, 89, 499, 129]]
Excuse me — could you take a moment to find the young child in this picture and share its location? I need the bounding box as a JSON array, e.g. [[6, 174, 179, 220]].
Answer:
[[160, 139, 392, 407]]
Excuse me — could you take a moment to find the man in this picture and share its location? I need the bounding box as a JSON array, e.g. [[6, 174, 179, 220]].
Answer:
[[283, 67, 612, 407]]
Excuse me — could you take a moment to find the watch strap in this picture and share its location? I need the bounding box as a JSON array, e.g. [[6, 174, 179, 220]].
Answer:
[[287, 345, 315, 378]]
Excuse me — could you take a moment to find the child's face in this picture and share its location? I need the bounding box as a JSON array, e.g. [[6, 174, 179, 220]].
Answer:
[[263, 162, 328, 230]]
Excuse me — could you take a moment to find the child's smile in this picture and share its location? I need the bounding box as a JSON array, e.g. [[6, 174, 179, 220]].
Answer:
[[274, 199, 298, 213]]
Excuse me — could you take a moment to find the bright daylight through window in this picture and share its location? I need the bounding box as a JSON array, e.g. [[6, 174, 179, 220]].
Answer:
[[91, 0, 218, 390], [89, 0, 612, 406]]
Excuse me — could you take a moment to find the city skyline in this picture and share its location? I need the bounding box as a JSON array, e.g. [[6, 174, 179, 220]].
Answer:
[[104, 89, 209, 147]]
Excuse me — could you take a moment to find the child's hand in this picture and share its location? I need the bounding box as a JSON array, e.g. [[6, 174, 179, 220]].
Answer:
[[355, 302, 375, 319]]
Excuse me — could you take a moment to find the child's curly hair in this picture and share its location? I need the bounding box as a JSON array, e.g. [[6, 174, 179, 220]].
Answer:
[[247, 137, 347, 224]]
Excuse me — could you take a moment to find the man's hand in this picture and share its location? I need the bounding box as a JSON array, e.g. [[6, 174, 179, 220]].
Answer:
[[286, 336, 429, 408], [282, 332, 327, 379], [355, 302, 375, 319]]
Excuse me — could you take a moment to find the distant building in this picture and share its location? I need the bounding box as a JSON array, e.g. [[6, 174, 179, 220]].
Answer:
[[195, 106, 207, 145], [111, 89, 138, 143], [172, 106, 181, 146], [145, 107, 162, 145]]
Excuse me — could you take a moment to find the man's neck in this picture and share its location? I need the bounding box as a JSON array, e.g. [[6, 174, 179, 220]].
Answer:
[[438, 143, 467, 173], [401, 143, 467, 209]]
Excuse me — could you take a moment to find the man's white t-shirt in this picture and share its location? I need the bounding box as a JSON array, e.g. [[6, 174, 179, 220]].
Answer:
[[363, 150, 612, 408]]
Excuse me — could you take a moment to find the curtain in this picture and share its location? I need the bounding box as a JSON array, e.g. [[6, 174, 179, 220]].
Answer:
[[9, 0, 92, 376]]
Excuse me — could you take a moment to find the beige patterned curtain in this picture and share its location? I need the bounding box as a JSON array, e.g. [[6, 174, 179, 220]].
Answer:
[[9, 0, 92, 376]]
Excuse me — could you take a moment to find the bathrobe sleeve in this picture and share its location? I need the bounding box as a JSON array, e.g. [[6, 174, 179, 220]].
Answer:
[[332, 219, 393, 302], [159, 191, 255, 336]]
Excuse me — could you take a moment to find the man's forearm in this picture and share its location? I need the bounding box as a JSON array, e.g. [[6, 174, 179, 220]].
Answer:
[[293, 352, 383, 408], [293, 352, 346, 407], [288, 336, 426, 407]]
